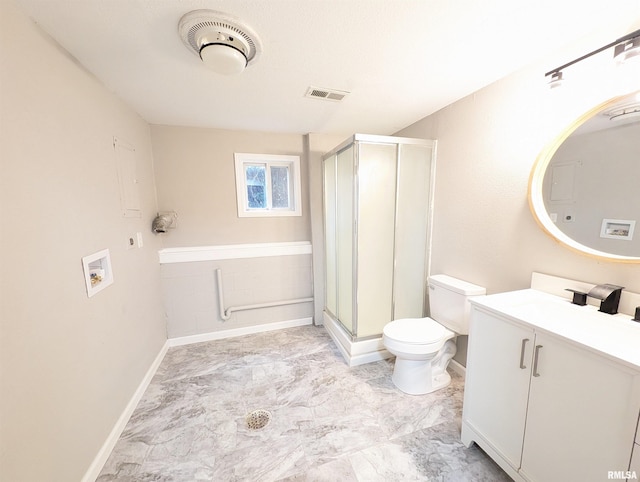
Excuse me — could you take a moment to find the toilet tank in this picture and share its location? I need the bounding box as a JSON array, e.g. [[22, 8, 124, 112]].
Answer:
[[428, 274, 486, 335]]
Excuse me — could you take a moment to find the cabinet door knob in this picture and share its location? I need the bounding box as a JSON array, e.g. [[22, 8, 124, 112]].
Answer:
[[533, 345, 543, 377], [519, 338, 530, 369]]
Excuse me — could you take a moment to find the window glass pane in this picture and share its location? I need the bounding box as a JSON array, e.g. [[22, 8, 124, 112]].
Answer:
[[245, 165, 266, 209], [234, 153, 301, 217], [271, 166, 290, 209]]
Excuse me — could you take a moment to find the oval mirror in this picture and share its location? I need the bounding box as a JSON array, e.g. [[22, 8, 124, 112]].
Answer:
[[529, 91, 640, 262]]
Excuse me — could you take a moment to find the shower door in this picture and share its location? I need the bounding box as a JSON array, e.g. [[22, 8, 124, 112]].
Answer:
[[393, 143, 433, 319], [323, 135, 435, 340], [323, 145, 355, 334], [355, 142, 397, 337]]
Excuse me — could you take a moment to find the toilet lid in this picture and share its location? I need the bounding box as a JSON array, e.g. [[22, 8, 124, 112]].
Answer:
[[383, 317, 448, 344]]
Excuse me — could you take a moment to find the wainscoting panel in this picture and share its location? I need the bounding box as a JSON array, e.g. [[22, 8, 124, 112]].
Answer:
[[159, 244, 314, 338]]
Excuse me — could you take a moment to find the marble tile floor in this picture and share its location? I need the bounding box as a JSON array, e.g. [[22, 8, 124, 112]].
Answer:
[[98, 325, 511, 481]]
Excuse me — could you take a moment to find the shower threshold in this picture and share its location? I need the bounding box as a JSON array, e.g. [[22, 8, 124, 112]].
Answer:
[[322, 311, 392, 367]]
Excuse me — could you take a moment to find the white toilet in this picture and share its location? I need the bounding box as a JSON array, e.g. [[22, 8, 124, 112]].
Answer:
[[383, 274, 485, 395]]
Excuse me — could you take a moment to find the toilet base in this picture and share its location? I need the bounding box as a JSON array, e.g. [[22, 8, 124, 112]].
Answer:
[[392, 358, 452, 395], [390, 339, 457, 395]]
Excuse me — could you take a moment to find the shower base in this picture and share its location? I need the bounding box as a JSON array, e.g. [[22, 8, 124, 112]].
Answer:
[[322, 311, 392, 367]]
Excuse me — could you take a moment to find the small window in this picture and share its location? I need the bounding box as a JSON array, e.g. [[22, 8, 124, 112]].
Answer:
[[234, 153, 302, 217]]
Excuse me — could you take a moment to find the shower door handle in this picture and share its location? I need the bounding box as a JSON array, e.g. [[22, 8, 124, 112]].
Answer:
[[519, 338, 529, 369]]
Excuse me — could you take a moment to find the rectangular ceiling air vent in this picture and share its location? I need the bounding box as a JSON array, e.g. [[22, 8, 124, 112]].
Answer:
[[305, 86, 349, 102]]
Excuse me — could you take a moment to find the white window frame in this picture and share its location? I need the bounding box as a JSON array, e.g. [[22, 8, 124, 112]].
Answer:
[[234, 153, 302, 217]]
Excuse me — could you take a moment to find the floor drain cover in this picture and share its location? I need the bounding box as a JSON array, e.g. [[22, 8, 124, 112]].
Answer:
[[245, 409, 272, 431]]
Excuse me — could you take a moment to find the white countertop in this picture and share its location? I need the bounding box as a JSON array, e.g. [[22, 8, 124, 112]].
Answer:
[[470, 289, 640, 371]]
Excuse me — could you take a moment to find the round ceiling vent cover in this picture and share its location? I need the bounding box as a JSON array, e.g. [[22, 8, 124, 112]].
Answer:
[[178, 10, 262, 69]]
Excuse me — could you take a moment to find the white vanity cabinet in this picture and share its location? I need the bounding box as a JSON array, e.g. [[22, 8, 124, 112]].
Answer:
[[629, 416, 640, 478], [520, 331, 636, 481], [632, 451, 640, 479], [461, 309, 534, 469], [462, 296, 640, 482]]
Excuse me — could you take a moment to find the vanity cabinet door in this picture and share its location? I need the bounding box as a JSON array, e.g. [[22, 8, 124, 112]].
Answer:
[[520, 333, 638, 482], [462, 308, 535, 470], [631, 445, 640, 475]]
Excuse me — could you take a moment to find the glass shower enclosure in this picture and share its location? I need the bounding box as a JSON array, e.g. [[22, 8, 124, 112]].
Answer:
[[323, 134, 436, 340]]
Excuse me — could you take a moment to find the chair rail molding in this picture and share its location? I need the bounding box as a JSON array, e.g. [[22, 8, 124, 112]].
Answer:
[[158, 241, 312, 264]]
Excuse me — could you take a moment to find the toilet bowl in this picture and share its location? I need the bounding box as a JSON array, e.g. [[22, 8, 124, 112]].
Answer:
[[382, 274, 486, 395], [383, 317, 456, 395]]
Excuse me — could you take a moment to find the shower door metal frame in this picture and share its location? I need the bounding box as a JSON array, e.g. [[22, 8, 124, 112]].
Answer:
[[321, 153, 337, 322], [321, 143, 356, 330]]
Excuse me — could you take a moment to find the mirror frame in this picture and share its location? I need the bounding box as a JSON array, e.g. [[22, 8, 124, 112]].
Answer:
[[528, 91, 640, 263]]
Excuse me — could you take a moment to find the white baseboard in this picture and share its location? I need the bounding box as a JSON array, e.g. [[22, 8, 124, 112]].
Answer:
[[167, 317, 313, 347], [82, 340, 169, 482], [449, 359, 466, 378], [349, 349, 393, 366]]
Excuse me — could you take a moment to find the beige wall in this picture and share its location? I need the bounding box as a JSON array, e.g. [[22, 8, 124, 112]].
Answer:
[[3, 1, 639, 477], [395, 66, 640, 296], [150, 126, 316, 334], [0, 2, 167, 480], [151, 125, 310, 247], [394, 35, 640, 365]]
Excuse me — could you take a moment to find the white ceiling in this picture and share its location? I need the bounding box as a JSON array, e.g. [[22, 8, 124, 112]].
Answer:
[[12, 0, 640, 135]]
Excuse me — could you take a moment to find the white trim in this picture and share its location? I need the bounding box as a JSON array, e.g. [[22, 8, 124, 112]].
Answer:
[[449, 359, 466, 378], [322, 312, 393, 367], [158, 241, 312, 264], [168, 317, 313, 347], [82, 340, 169, 482]]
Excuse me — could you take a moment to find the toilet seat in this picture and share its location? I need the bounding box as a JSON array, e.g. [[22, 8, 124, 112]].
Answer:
[[383, 317, 449, 344], [383, 317, 454, 355]]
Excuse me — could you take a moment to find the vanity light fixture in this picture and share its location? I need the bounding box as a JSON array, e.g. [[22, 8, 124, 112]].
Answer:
[[547, 71, 564, 89], [614, 36, 640, 63], [545, 28, 640, 87], [178, 10, 262, 75]]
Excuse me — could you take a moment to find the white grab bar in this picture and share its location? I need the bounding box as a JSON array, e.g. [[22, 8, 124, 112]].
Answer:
[[215, 268, 313, 321]]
